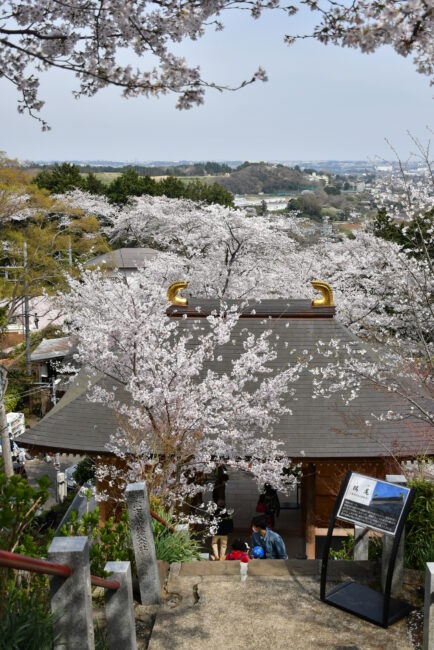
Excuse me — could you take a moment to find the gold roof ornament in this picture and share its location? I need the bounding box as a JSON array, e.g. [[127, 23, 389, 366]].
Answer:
[[167, 281, 189, 306], [311, 280, 334, 307]]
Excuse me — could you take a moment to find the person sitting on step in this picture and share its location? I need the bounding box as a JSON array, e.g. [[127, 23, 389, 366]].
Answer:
[[251, 515, 288, 560], [226, 538, 249, 563]]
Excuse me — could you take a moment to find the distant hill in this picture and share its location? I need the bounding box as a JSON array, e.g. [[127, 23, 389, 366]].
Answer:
[[215, 163, 321, 194], [28, 161, 235, 177]]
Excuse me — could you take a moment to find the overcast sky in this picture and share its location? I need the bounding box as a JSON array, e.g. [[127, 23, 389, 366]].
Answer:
[[0, 8, 432, 163]]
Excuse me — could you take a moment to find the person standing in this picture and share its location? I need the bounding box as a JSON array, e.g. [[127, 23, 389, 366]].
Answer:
[[212, 465, 229, 505], [211, 500, 233, 560], [262, 484, 280, 529], [251, 515, 288, 560]]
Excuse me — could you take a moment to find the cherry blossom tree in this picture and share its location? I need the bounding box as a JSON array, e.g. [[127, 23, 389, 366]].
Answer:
[[58, 190, 314, 299], [59, 188, 432, 345], [309, 142, 433, 450], [61, 267, 305, 517], [1, 1, 432, 129], [60, 170, 433, 456]]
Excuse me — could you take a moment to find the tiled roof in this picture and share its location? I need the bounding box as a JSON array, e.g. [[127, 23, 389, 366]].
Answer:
[[19, 314, 433, 459], [30, 336, 77, 362], [19, 369, 125, 453], [167, 298, 335, 319], [85, 248, 159, 269]]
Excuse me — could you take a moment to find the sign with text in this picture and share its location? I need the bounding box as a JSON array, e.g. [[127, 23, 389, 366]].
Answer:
[[337, 473, 410, 536]]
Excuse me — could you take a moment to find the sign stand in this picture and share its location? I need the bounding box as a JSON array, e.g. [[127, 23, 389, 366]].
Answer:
[[320, 470, 415, 628]]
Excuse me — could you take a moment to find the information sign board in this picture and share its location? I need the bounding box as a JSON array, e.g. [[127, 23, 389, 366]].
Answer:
[[337, 473, 410, 536], [320, 471, 416, 628]]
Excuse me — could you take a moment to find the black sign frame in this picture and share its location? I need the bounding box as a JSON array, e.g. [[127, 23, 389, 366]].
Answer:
[[320, 470, 416, 628]]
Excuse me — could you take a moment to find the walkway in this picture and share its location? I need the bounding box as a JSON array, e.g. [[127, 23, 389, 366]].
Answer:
[[148, 561, 413, 650]]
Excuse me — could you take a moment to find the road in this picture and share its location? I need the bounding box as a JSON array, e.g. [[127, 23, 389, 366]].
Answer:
[[25, 453, 83, 508]]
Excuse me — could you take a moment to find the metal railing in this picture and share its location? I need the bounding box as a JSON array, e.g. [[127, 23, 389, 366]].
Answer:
[[0, 549, 120, 590]]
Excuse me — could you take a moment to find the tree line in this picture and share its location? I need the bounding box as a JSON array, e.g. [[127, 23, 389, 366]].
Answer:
[[33, 164, 234, 207], [32, 161, 234, 177]]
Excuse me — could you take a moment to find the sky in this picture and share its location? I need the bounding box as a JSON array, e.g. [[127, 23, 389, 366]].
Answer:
[[0, 7, 432, 162]]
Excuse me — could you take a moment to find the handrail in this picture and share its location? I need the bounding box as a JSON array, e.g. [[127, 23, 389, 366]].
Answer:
[[0, 549, 120, 591], [150, 508, 175, 532]]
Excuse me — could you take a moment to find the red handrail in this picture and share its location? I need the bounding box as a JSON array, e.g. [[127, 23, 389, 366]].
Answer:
[[0, 549, 119, 590], [150, 508, 175, 532], [90, 574, 120, 590], [0, 549, 72, 578]]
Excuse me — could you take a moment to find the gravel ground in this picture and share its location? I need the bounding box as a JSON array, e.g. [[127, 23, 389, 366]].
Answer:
[[149, 572, 416, 650]]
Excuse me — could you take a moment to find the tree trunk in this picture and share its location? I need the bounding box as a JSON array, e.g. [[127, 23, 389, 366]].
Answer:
[[0, 370, 13, 477]]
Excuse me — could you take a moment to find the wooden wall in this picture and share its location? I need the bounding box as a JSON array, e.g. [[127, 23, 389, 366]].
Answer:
[[301, 457, 401, 558]]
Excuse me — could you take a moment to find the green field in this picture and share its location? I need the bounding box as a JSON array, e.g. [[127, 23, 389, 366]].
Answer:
[[89, 172, 224, 186]]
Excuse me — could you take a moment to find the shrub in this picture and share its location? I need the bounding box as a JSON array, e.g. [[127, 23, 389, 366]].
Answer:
[[151, 502, 201, 563], [0, 463, 50, 555], [405, 477, 434, 570], [329, 532, 382, 561], [72, 456, 96, 486], [60, 500, 201, 572], [59, 506, 134, 577], [0, 587, 53, 650]]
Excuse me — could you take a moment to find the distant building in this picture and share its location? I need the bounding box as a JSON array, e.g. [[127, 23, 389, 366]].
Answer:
[[0, 296, 64, 349], [85, 248, 160, 276], [375, 165, 393, 173], [30, 336, 78, 415]]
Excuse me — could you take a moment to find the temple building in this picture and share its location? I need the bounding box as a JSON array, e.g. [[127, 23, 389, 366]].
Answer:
[[19, 281, 432, 558]]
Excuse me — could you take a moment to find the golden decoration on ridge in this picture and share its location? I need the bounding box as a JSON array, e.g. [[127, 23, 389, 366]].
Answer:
[[167, 281, 189, 306], [311, 280, 334, 307]]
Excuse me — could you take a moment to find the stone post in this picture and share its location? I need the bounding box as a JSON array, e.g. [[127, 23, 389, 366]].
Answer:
[[423, 563, 434, 650], [48, 536, 94, 650], [104, 561, 137, 650], [353, 526, 369, 561], [126, 482, 161, 605], [381, 475, 407, 596]]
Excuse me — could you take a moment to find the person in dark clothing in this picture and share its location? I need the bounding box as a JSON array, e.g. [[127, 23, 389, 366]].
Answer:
[[260, 484, 280, 529], [211, 500, 233, 560], [212, 464, 229, 506]]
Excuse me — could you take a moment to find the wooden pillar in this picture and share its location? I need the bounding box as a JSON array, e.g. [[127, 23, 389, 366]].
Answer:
[[305, 463, 316, 560]]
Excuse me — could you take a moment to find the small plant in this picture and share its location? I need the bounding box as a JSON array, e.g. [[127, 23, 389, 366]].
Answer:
[[151, 501, 201, 563], [329, 534, 354, 560], [329, 532, 382, 561], [405, 477, 434, 571], [60, 499, 201, 572]]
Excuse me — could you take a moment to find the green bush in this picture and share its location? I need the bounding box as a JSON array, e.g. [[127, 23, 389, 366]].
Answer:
[[0, 587, 53, 650], [4, 386, 20, 412], [73, 456, 96, 486], [60, 500, 201, 573], [329, 532, 382, 561], [0, 463, 50, 555], [59, 505, 135, 577], [405, 477, 434, 570], [151, 503, 201, 563]]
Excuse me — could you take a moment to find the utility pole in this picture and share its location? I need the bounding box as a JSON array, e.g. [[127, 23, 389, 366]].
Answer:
[[68, 236, 73, 267], [0, 367, 13, 477], [23, 242, 31, 376]]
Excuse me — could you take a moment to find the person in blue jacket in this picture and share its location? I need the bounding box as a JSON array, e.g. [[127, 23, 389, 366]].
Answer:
[[251, 515, 288, 560]]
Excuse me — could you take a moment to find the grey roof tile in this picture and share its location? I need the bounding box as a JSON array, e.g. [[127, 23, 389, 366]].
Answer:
[[20, 315, 433, 459], [85, 248, 159, 269]]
